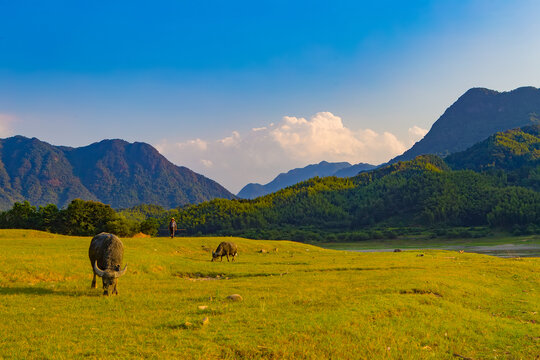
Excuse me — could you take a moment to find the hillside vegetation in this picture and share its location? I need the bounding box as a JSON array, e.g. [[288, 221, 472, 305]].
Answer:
[[238, 161, 375, 199], [446, 125, 540, 190], [169, 156, 538, 240], [0, 230, 537, 359]]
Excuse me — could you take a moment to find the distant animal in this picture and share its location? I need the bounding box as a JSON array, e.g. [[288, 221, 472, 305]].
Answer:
[[212, 241, 238, 262], [89, 232, 127, 295], [394, 249, 402, 252]]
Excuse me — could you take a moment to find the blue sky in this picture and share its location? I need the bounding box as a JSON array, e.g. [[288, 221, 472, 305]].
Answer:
[[1, 0, 540, 192]]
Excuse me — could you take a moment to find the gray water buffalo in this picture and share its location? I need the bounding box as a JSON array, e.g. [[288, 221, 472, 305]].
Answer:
[[89, 232, 127, 295], [212, 241, 237, 262]]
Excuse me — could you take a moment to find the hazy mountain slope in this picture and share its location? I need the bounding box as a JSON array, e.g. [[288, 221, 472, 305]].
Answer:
[[237, 161, 353, 199], [390, 86, 540, 163], [332, 162, 377, 177], [0, 137, 234, 210]]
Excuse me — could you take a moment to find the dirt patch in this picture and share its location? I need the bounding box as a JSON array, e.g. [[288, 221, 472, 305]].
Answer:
[[400, 289, 442, 297], [173, 272, 229, 281], [132, 232, 151, 238]]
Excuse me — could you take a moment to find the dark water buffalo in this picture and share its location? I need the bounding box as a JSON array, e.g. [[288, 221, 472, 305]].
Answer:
[[89, 232, 127, 295], [212, 241, 238, 262]]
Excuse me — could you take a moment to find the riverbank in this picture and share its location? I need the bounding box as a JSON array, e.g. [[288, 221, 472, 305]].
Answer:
[[317, 234, 540, 258]]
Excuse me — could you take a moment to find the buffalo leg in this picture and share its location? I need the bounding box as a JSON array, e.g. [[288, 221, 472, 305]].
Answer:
[[91, 273, 97, 288]]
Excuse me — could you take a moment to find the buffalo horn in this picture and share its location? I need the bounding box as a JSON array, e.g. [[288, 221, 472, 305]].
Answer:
[[93, 261, 107, 277], [113, 264, 127, 278]]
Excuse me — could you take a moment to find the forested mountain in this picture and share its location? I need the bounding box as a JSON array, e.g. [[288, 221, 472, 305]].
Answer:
[[446, 125, 540, 191], [2, 126, 538, 239], [237, 161, 375, 199], [390, 86, 540, 163], [0, 136, 97, 209], [0, 136, 234, 210], [160, 125, 540, 239], [170, 150, 539, 240], [239, 86, 540, 200], [446, 125, 539, 172]]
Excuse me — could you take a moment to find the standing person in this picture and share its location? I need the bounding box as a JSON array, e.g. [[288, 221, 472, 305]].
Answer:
[[169, 217, 177, 238]]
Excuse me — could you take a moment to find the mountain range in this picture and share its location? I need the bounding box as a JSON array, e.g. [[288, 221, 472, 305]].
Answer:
[[0, 136, 234, 210], [237, 161, 376, 199], [239, 86, 540, 197], [171, 124, 540, 239], [2, 85, 540, 210]]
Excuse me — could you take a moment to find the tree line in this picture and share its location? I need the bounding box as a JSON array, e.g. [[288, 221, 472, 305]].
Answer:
[[0, 155, 538, 241], [0, 199, 161, 237]]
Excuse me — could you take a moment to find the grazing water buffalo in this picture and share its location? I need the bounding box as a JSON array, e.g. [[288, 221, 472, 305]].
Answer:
[[89, 232, 127, 295], [212, 241, 237, 262]]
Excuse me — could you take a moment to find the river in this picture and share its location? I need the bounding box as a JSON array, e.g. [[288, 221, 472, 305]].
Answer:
[[347, 243, 540, 258]]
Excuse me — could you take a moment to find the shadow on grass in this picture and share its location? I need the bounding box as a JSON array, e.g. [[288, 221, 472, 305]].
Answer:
[[159, 322, 203, 330], [300, 266, 425, 273], [0, 286, 102, 297]]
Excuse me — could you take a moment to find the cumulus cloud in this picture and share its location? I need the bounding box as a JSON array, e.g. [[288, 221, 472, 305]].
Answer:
[[408, 125, 428, 145], [157, 112, 421, 193], [0, 114, 15, 138], [269, 112, 407, 163]]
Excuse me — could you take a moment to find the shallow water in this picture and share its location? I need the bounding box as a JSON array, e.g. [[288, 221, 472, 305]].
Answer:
[[347, 244, 540, 258]]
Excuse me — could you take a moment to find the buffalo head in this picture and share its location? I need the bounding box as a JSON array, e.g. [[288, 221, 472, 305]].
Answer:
[[93, 261, 127, 295]]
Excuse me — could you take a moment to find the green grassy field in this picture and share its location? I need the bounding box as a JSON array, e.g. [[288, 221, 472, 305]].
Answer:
[[0, 230, 538, 359]]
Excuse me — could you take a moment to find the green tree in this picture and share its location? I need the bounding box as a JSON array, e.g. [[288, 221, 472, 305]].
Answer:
[[0, 201, 39, 229], [38, 204, 61, 232], [105, 217, 140, 237], [140, 217, 160, 236], [61, 199, 118, 236]]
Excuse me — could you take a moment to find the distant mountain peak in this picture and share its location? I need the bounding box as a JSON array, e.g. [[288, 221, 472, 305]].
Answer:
[[237, 161, 375, 199], [389, 86, 540, 163], [0, 136, 234, 210]]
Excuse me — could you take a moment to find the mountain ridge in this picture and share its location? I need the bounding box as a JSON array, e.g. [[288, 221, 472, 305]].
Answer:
[[171, 125, 540, 239], [0, 136, 234, 210], [389, 86, 540, 163], [237, 160, 375, 199]]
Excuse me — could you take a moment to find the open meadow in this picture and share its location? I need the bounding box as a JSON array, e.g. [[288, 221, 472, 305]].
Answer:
[[0, 230, 538, 359]]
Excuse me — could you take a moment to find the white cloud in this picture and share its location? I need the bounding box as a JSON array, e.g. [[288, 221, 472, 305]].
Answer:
[[408, 126, 428, 145], [0, 114, 15, 138], [201, 159, 213, 168], [156, 112, 420, 193], [219, 131, 240, 147], [270, 112, 407, 163], [180, 138, 208, 151]]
